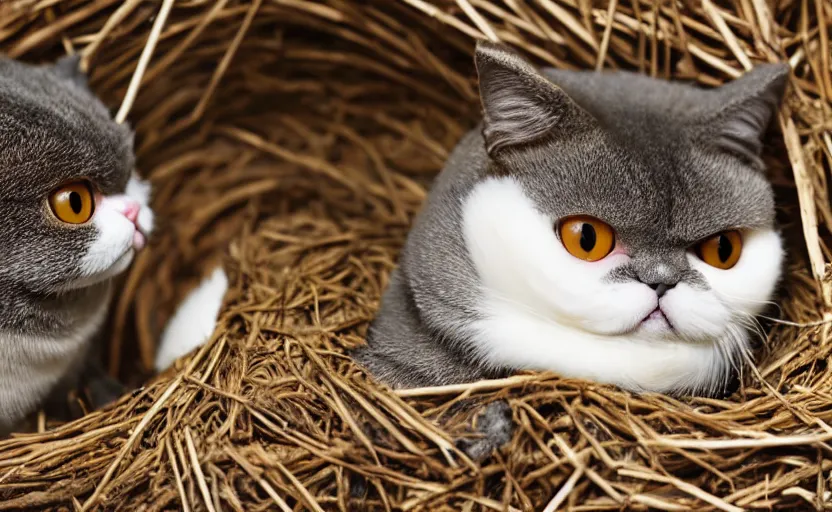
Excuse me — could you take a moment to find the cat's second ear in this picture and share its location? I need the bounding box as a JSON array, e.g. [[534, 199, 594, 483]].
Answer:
[[52, 55, 90, 91], [475, 41, 595, 157], [696, 63, 789, 169]]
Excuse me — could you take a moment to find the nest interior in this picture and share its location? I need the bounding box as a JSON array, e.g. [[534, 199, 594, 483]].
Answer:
[[0, 0, 831, 510]]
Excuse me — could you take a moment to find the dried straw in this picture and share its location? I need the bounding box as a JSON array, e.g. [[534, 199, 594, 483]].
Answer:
[[0, 0, 830, 510]]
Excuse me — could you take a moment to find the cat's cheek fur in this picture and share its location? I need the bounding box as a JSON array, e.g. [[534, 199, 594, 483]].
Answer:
[[77, 198, 137, 280], [469, 298, 728, 393], [75, 174, 154, 287], [126, 172, 154, 235], [459, 177, 765, 395], [689, 229, 783, 317], [461, 177, 656, 336], [660, 284, 729, 340], [155, 266, 228, 372]]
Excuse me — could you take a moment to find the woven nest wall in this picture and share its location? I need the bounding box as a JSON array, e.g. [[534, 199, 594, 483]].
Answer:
[[0, 0, 830, 510]]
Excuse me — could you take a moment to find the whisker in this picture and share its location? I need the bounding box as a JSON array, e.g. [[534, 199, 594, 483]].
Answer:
[[732, 312, 769, 344], [757, 315, 832, 328], [725, 325, 750, 387], [713, 290, 782, 313]]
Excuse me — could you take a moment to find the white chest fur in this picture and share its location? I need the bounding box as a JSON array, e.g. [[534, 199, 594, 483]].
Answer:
[[0, 296, 108, 430]]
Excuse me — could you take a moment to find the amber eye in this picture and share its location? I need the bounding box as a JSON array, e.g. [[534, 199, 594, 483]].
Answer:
[[559, 215, 616, 262], [49, 181, 95, 224], [695, 230, 743, 269]]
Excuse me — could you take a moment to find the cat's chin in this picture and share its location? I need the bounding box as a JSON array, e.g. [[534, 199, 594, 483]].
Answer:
[[635, 312, 675, 336], [56, 249, 135, 293], [629, 314, 719, 345]]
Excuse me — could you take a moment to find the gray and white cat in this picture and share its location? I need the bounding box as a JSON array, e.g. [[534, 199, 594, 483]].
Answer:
[[153, 42, 789, 398], [354, 42, 789, 397], [0, 56, 153, 433]]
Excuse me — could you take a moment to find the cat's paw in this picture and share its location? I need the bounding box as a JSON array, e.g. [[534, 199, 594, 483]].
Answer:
[[76, 358, 127, 412], [84, 373, 126, 410], [455, 400, 514, 462], [155, 266, 228, 372]]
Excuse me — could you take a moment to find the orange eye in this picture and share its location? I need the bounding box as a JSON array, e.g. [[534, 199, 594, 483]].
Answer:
[[559, 216, 615, 262], [695, 230, 742, 269], [49, 181, 95, 224]]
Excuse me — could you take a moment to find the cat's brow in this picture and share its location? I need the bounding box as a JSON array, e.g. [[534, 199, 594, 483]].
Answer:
[[675, 218, 771, 245]]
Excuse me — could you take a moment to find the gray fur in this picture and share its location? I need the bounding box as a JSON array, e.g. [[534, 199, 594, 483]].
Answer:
[[354, 42, 788, 390], [455, 401, 514, 462], [0, 57, 134, 433], [476, 42, 593, 156]]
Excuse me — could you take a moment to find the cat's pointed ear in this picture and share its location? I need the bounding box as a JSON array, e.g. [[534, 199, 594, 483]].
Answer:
[[52, 55, 90, 91], [475, 41, 595, 157], [697, 63, 789, 169]]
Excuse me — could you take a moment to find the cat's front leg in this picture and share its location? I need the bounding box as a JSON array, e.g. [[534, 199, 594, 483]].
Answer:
[[353, 270, 515, 461], [80, 358, 127, 411], [353, 269, 503, 388], [40, 338, 124, 423]]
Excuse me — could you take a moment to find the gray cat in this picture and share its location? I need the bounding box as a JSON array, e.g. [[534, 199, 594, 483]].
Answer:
[[355, 41, 788, 398], [0, 56, 153, 434]]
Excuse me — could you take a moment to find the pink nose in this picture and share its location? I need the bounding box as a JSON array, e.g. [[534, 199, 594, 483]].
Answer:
[[122, 200, 140, 225], [120, 199, 146, 251]]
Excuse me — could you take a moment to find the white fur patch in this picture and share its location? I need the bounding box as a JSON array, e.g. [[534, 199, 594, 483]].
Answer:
[[126, 172, 154, 235], [689, 229, 783, 316], [76, 196, 137, 281], [155, 266, 228, 372], [0, 290, 109, 431], [66, 173, 154, 291], [461, 177, 782, 394]]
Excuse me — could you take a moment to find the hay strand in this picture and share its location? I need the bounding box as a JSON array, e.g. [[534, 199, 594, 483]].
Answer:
[[0, 0, 829, 510]]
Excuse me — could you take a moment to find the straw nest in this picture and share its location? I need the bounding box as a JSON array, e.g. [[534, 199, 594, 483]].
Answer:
[[0, 0, 830, 510]]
